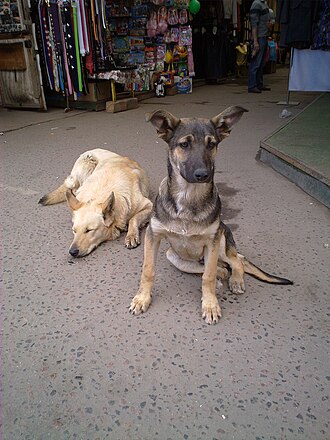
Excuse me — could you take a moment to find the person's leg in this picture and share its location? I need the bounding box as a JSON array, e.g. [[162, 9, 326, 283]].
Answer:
[[256, 37, 269, 90], [248, 58, 257, 90], [248, 38, 265, 91]]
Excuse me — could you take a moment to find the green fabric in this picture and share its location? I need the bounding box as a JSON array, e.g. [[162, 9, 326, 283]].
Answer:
[[72, 3, 83, 92]]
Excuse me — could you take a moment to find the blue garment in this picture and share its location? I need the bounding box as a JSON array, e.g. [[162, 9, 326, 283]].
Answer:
[[268, 39, 277, 61], [248, 36, 268, 90]]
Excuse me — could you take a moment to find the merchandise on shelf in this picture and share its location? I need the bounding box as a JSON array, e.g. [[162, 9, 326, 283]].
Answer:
[[108, 0, 195, 88], [174, 74, 192, 93]]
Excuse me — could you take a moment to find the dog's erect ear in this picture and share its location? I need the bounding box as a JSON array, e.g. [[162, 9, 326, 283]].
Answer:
[[146, 110, 180, 142], [66, 190, 82, 211], [101, 192, 115, 226], [211, 106, 248, 138]]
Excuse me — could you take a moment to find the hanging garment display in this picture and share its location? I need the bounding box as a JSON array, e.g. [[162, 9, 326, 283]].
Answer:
[[312, 0, 330, 51], [34, 0, 112, 97], [289, 48, 330, 91], [276, 0, 320, 49], [32, 0, 199, 102]]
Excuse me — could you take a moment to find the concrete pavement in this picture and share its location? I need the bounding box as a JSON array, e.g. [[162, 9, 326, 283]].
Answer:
[[1, 67, 329, 440]]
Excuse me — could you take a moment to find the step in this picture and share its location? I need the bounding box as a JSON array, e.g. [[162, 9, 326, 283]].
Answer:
[[106, 97, 139, 113]]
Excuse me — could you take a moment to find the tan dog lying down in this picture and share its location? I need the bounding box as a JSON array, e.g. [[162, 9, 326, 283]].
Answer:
[[39, 149, 153, 257]]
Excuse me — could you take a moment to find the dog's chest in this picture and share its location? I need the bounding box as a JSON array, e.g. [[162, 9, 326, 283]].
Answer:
[[151, 217, 219, 260], [167, 232, 206, 260]]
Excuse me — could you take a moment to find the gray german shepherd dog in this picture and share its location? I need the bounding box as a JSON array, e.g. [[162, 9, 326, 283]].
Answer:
[[129, 107, 293, 324]]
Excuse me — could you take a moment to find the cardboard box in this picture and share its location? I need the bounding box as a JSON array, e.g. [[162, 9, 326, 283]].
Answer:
[[166, 85, 177, 96]]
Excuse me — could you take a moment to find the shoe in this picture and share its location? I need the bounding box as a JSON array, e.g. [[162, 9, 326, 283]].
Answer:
[[259, 86, 271, 91], [248, 87, 261, 94]]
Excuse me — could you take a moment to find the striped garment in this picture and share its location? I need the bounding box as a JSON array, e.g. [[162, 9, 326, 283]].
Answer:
[[250, 0, 271, 38]]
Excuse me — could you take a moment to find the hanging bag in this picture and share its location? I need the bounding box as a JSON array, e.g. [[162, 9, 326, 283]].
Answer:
[[147, 11, 157, 37], [179, 9, 188, 25], [168, 8, 179, 26], [157, 6, 168, 34], [164, 29, 172, 43], [170, 27, 179, 42]]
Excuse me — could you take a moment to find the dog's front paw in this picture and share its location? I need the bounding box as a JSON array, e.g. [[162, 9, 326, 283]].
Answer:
[[202, 299, 222, 324], [228, 277, 245, 294], [217, 266, 229, 280], [125, 233, 140, 249], [129, 293, 151, 315], [109, 226, 121, 241]]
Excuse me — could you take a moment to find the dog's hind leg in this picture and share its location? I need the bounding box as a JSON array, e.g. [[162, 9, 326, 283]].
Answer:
[[38, 152, 98, 205], [166, 248, 228, 290], [166, 248, 204, 273], [225, 248, 245, 294], [125, 199, 153, 249], [69, 152, 98, 189], [167, 246, 223, 323], [219, 223, 245, 294]]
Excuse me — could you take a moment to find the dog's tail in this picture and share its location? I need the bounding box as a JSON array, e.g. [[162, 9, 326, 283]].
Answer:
[[238, 253, 293, 285], [39, 183, 67, 205]]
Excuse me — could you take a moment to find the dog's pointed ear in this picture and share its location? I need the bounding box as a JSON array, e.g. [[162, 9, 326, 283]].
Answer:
[[66, 190, 82, 211], [101, 192, 115, 226], [211, 106, 248, 138], [146, 110, 180, 142]]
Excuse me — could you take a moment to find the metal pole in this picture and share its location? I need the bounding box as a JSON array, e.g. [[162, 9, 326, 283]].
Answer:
[[286, 47, 293, 104]]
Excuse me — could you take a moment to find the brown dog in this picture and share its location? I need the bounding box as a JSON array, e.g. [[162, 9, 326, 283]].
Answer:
[[129, 107, 292, 324], [39, 149, 153, 257]]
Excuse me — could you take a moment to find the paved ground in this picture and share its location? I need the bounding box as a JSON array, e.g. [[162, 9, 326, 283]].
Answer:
[[1, 67, 329, 440]]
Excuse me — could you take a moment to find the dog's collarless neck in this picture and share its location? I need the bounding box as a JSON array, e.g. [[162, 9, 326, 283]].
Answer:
[[155, 176, 221, 226]]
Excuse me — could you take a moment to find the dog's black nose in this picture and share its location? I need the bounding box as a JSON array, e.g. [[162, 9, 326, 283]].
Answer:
[[69, 248, 79, 257], [194, 168, 209, 182]]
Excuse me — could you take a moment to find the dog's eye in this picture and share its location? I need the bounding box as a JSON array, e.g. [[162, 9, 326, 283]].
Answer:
[[85, 228, 93, 233], [208, 141, 217, 149], [180, 141, 189, 149]]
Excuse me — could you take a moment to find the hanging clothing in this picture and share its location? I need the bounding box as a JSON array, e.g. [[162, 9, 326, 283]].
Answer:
[[311, 0, 330, 50], [276, 0, 320, 49], [33, 0, 115, 97], [222, 0, 240, 28], [204, 27, 231, 80], [289, 48, 330, 91]]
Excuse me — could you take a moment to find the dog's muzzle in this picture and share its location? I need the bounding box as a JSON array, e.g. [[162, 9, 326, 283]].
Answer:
[[193, 168, 210, 182], [69, 247, 80, 257]]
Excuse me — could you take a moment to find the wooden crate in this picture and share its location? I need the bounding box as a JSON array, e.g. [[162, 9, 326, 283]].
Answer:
[[76, 81, 112, 103]]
